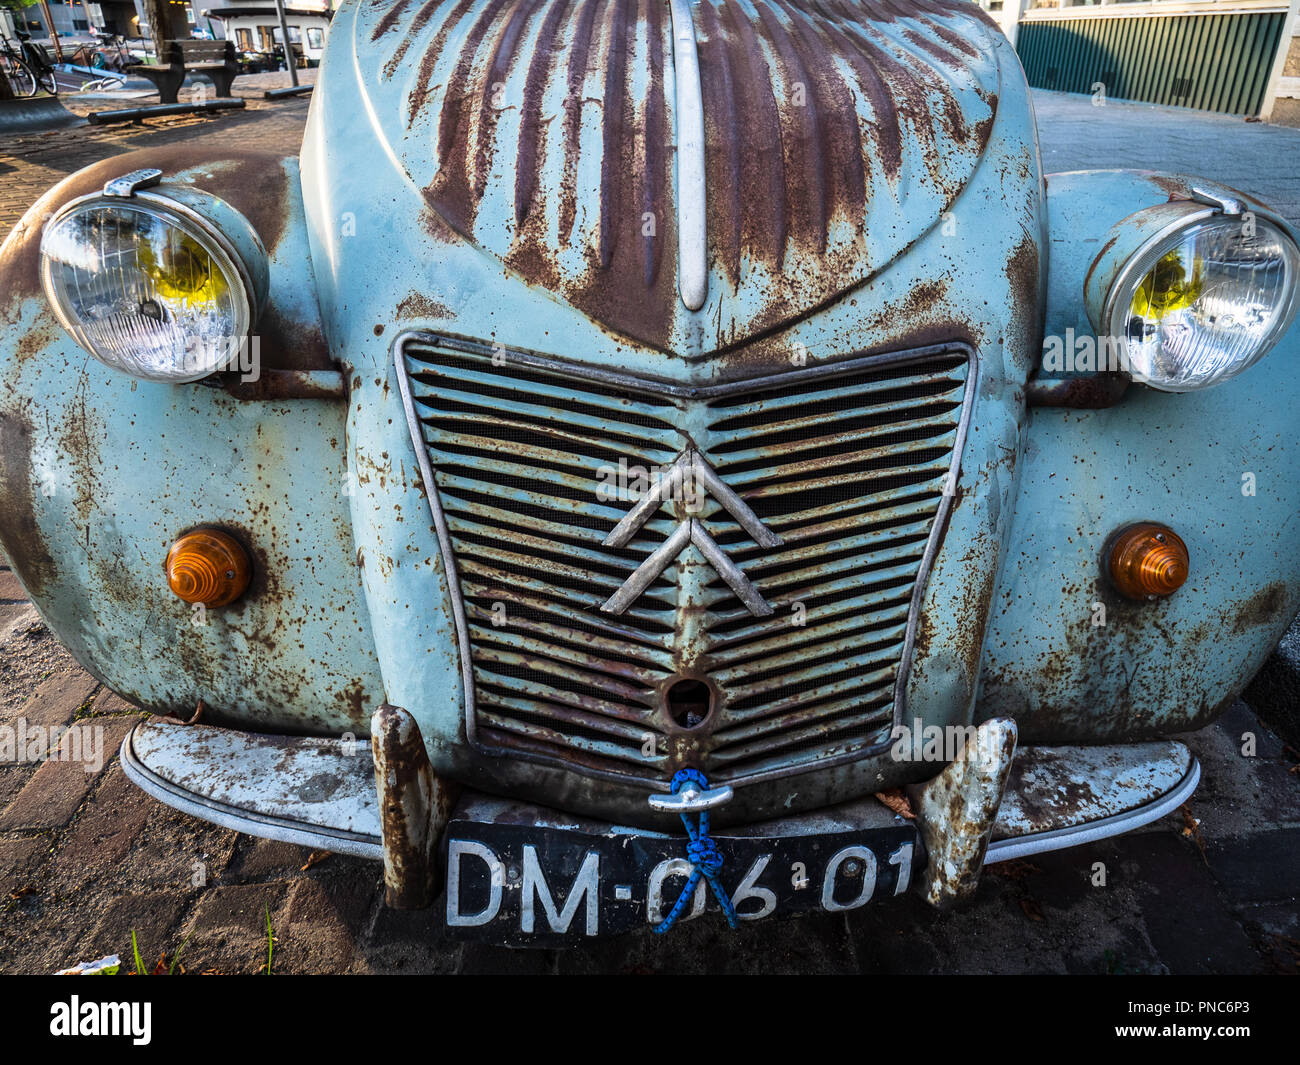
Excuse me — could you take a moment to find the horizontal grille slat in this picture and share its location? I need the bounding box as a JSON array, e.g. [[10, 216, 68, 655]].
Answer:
[[477, 693, 654, 744], [722, 653, 901, 707], [737, 455, 953, 501], [398, 337, 971, 785], [413, 394, 682, 456], [718, 416, 962, 482], [743, 515, 937, 574], [475, 726, 663, 781], [471, 649, 657, 715], [457, 560, 676, 628], [706, 607, 911, 670], [708, 684, 896, 748], [475, 714, 657, 768], [468, 624, 669, 688], [461, 581, 674, 647]]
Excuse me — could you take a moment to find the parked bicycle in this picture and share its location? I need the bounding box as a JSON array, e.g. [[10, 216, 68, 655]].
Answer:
[[1, 30, 58, 96], [71, 31, 131, 74], [1, 36, 37, 96]]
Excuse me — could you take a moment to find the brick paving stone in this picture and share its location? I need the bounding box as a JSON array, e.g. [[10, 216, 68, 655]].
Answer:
[[1205, 828, 1300, 905], [0, 569, 23, 601], [76, 891, 191, 971], [274, 870, 379, 973], [1117, 835, 1267, 975], [0, 836, 47, 897], [0, 714, 141, 831], [189, 881, 286, 930], [0, 765, 31, 811], [102, 797, 239, 893], [88, 689, 142, 716], [284, 870, 376, 935], [1237, 902, 1300, 973], [50, 767, 153, 891], [226, 836, 315, 880], [358, 903, 461, 974], [186, 881, 291, 974], [8, 669, 99, 732]]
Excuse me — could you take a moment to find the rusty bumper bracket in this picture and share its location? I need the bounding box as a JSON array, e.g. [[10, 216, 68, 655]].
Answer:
[[907, 717, 1018, 909], [371, 704, 459, 910]]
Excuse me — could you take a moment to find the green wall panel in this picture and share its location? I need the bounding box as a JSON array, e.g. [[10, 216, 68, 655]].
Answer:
[[1017, 12, 1285, 115]]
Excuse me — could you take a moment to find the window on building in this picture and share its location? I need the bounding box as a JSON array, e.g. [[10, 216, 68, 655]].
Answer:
[[306, 27, 323, 49], [235, 27, 252, 50], [257, 25, 273, 50]]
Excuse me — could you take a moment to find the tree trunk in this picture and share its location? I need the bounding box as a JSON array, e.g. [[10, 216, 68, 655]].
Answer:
[[139, 0, 169, 62], [0, 68, 14, 101]]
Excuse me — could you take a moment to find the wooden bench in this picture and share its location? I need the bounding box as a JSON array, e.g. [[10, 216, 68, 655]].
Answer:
[[128, 40, 239, 104]]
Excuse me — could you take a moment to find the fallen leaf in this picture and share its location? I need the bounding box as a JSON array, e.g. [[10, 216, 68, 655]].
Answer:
[[1018, 897, 1044, 922], [874, 787, 915, 820], [300, 850, 332, 871], [1178, 803, 1208, 866], [8, 886, 36, 900]]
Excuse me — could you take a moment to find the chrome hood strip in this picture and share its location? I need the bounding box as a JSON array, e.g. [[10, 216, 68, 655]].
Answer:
[[668, 0, 708, 311]]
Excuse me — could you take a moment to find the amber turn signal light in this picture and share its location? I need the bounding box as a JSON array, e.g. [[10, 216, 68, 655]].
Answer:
[[165, 529, 251, 608], [1107, 523, 1189, 600]]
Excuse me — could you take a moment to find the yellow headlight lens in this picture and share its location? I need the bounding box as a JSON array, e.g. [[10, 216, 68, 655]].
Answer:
[[1130, 248, 1204, 320], [137, 232, 229, 306]]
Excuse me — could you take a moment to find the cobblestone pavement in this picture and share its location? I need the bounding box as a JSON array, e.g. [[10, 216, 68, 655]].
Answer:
[[0, 71, 315, 237], [1032, 89, 1300, 226], [0, 87, 1298, 974]]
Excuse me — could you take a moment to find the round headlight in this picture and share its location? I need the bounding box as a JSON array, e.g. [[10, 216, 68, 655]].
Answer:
[[1102, 211, 1300, 391], [40, 188, 264, 382]]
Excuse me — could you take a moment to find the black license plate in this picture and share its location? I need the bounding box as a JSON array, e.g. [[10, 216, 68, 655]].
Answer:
[[443, 814, 920, 944]]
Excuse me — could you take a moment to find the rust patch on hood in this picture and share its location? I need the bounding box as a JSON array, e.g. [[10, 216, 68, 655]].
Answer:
[[356, 0, 1004, 352], [397, 291, 457, 321]]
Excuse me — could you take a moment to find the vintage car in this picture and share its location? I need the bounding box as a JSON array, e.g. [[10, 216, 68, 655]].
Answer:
[[1, 0, 1298, 944]]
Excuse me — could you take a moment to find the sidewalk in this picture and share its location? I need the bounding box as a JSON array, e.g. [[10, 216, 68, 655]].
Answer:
[[0, 84, 1297, 974], [1032, 89, 1300, 226], [0, 71, 314, 238]]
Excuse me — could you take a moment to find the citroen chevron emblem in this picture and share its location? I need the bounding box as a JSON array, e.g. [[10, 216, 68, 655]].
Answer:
[[600, 450, 782, 618]]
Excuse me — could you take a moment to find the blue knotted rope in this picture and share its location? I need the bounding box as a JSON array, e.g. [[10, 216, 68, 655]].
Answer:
[[654, 768, 738, 934]]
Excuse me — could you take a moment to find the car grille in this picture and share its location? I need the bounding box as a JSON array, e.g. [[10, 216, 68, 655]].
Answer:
[[397, 334, 972, 787]]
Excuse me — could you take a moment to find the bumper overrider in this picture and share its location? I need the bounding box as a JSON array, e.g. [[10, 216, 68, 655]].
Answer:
[[120, 710, 1198, 943]]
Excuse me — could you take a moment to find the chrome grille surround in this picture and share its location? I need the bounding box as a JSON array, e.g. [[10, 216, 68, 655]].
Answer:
[[395, 332, 976, 791]]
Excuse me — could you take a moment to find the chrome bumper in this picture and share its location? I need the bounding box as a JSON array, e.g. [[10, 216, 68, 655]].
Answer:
[[120, 712, 1199, 918]]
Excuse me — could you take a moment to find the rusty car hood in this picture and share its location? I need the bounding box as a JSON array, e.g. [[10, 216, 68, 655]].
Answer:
[[352, 0, 1005, 354]]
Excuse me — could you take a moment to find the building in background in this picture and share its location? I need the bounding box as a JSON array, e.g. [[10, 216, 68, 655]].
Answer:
[[981, 0, 1300, 123], [203, 0, 330, 64], [13, 0, 196, 40]]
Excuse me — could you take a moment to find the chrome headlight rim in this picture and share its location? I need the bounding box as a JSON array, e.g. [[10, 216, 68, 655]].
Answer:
[[39, 184, 267, 383], [1098, 203, 1300, 393]]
